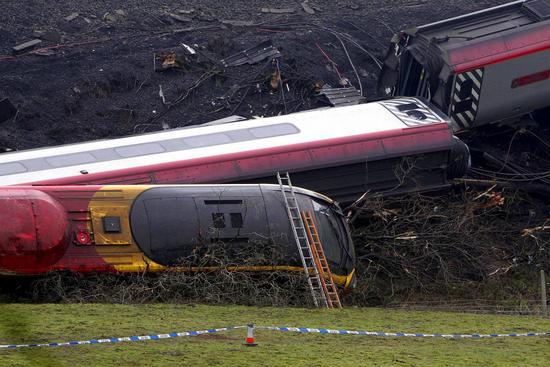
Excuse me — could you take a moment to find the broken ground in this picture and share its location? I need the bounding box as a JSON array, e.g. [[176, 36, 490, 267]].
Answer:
[[1, 0, 549, 308], [0, 0, 509, 149]]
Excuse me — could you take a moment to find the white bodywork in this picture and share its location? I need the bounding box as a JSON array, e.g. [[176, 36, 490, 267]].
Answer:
[[0, 98, 446, 185]]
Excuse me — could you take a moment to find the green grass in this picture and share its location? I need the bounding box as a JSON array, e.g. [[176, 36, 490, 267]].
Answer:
[[0, 304, 549, 367]]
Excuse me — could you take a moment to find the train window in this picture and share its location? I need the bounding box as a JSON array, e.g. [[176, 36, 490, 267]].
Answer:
[[0, 162, 27, 176], [115, 143, 165, 158], [46, 152, 96, 167], [184, 133, 231, 148], [396, 103, 420, 111], [102, 216, 121, 233], [248, 123, 299, 138], [230, 213, 243, 228], [212, 213, 226, 228], [406, 110, 427, 120], [312, 201, 345, 265]]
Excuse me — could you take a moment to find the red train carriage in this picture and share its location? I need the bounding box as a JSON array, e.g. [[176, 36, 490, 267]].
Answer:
[[378, 0, 550, 130], [0, 184, 356, 287]]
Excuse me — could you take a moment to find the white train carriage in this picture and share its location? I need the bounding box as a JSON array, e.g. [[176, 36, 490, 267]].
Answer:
[[0, 98, 469, 203]]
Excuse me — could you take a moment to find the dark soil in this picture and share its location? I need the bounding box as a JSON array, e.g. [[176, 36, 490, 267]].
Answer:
[[0, 0, 508, 150]]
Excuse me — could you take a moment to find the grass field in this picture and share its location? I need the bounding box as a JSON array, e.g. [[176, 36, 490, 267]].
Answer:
[[0, 304, 549, 366]]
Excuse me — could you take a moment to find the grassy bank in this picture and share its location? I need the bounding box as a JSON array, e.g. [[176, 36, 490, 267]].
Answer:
[[1, 304, 549, 366]]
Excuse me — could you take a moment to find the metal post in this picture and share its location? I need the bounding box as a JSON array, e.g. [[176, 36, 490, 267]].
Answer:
[[541, 270, 548, 318]]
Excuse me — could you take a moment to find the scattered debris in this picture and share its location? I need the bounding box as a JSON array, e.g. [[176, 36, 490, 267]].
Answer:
[[261, 7, 296, 14], [158, 85, 166, 104], [154, 51, 179, 71], [221, 20, 254, 27], [12, 39, 42, 54], [301, 1, 316, 15], [32, 30, 61, 43], [169, 13, 192, 23], [31, 48, 56, 57], [195, 9, 216, 22], [349, 4, 360, 10], [64, 12, 79, 21], [221, 40, 280, 67], [102, 12, 117, 23], [181, 43, 196, 55], [317, 85, 365, 107], [312, 80, 325, 93], [114, 9, 126, 16], [177, 9, 195, 15], [0, 98, 17, 123], [522, 225, 550, 237], [153, 43, 200, 72], [270, 69, 281, 90]]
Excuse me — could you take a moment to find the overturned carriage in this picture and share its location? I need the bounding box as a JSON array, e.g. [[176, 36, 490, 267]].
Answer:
[[0, 184, 355, 287], [378, 0, 550, 130]]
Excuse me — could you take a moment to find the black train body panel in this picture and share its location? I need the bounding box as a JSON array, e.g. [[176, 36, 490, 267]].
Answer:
[[130, 185, 355, 277]]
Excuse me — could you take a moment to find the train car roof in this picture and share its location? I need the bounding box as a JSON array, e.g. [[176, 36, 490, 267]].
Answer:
[[9, 183, 338, 206], [405, 0, 550, 72], [0, 98, 449, 185]]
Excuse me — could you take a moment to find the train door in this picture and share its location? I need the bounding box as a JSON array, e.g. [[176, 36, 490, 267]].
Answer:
[[398, 51, 430, 98], [194, 192, 272, 261]]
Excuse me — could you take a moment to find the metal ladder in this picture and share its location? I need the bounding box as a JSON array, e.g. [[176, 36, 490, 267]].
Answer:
[[302, 211, 343, 309], [277, 172, 328, 308]]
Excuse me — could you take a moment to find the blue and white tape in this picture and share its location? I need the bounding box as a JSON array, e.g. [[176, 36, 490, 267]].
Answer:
[[258, 326, 550, 339], [0, 326, 243, 349], [2, 325, 549, 349]]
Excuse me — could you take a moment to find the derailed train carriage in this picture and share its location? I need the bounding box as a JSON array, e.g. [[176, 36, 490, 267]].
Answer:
[[0, 97, 469, 204], [0, 184, 356, 287], [378, 0, 550, 131]]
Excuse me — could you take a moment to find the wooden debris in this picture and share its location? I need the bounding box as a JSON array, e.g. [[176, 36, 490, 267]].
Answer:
[[102, 12, 117, 22], [12, 39, 42, 54], [64, 12, 79, 21], [261, 7, 295, 14], [522, 225, 550, 237], [301, 1, 315, 15]]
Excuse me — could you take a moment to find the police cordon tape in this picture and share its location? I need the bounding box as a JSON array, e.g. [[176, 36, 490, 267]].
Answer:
[[0, 326, 244, 349], [2, 324, 550, 349], [259, 326, 550, 339]]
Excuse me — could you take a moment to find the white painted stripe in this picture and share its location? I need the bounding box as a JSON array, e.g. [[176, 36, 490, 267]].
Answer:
[[474, 69, 483, 79], [455, 113, 470, 127], [469, 74, 481, 89]]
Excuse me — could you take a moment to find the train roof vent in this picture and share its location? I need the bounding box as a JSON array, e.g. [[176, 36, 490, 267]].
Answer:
[[523, 0, 550, 21]]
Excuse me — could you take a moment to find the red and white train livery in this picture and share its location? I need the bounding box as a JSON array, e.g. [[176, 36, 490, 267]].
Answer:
[[0, 97, 469, 203]]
